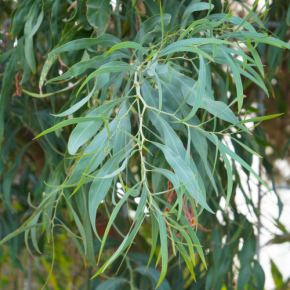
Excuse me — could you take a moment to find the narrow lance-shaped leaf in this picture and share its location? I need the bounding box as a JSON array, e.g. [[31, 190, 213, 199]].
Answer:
[[174, 55, 206, 123], [34, 117, 113, 139], [146, 210, 159, 270], [92, 214, 145, 277], [3, 142, 33, 210], [119, 130, 152, 155], [178, 19, 211, 41], [48, 51, 129, 83], [181, 3, 214, 29], [152, 200, 168, 288], [219, 147, 233, 208], [155, 196, 207, 268], [0, 224, 44, 247], [24, 0, 39, 74], [39, 22, 84, 88], [88, 151, 125, 240], [221, 113, 283, 132], [98, 184, 140, 262], [152, 142, 214, 213], [77, 62, 136, 95], [231, 136, 262, 158], [52, 74, 109, 117], [0, 52, 17, 151], [48, 34, 123, 56], [65, 197, 87, 255], [200, 129, 270, 192], [22, 78, 83, 98], [105, 42, 148, 56], [220, 49, 243, 112]]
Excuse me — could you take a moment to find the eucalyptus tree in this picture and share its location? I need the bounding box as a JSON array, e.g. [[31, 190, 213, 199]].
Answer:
[[0, 1, 289, 289]]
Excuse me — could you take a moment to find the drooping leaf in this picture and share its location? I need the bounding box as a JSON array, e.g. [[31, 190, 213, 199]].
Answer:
[[87, 0, 111, 30], [152, 142, 213, 213]]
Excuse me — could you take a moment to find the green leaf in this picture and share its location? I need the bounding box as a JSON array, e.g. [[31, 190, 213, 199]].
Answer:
[[146, 210, 159, 270], [237, 265, 252, 290], [3, 142, 33, 210], [271, 259, 284, 288], [160, 2, 164, 41], [136, 266, 170, 290], [145, 49, 158, 61], [48, 51, 129, 83], [28, 10, 43, 39], [220, 49, 243, 112], [119, 130, 152, 155], [282, 139, 290, 158], [88, 152, 125, 239], [98, 184, 140, 262], [105, 42, 148, 56], [95, 278, 127, 290], [159, 39, 234, 58], [113, 102, 131, 155], [152, 142, 213, 213], [181, 3, 214, 29], [231, 136, 262, 158], [52, 75, 109, 117], [200, 99, 247, 131], [10, 0, 35, 38], [178, 19, 210, 41], [158, 81, 219, 195], [222, 113, 283, 132], [99, 108, 111, 137], [135, 14, 171, 43], [152, 150, 168, 193], [62, 221, 86, 265], [34, 117, 112, 139], [189, 14, 232, 39], [133, 186, 148, 223], [39, 22, 84, 88], [226, 0, 259, 41], [75, 187, 99, 271], [155, 196, 207, 267], [167, 216, 195, 266], [87, 0, 111, 30], [190, 128, 219, 196], [0, 52, 17, 151], [0, 48, 15, 65], [0, 224, 44, 247], [44, 160, 64, 241], [93, 214, 145, 277], [22, 79, 83, 98], [49, 34, 123, 56], [219, 147, 233, 208], [24, 0, 39, 74], [250, 45, 265, 77], [29, 211, 44, 254], [201, 130, 270, 192], [253, 260, 265, 290], [168, 46, 214, 62], [172, 234, 196, 280], [227, 31, 290, 50], [173, 55, 206, 123], [68, 97, 127, 155], [152, 202, 168, 288], [77, 61, 135, 96], [65, 198, 87, 255], [287, 5, 290, 26], [148, 67, 163, 112]]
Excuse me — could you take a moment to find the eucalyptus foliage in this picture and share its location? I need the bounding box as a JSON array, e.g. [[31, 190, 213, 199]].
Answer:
[[1, 0, 290, 289]]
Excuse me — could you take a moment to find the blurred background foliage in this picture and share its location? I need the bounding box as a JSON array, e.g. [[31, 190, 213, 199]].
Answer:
[[0, 0, 290, 289]]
